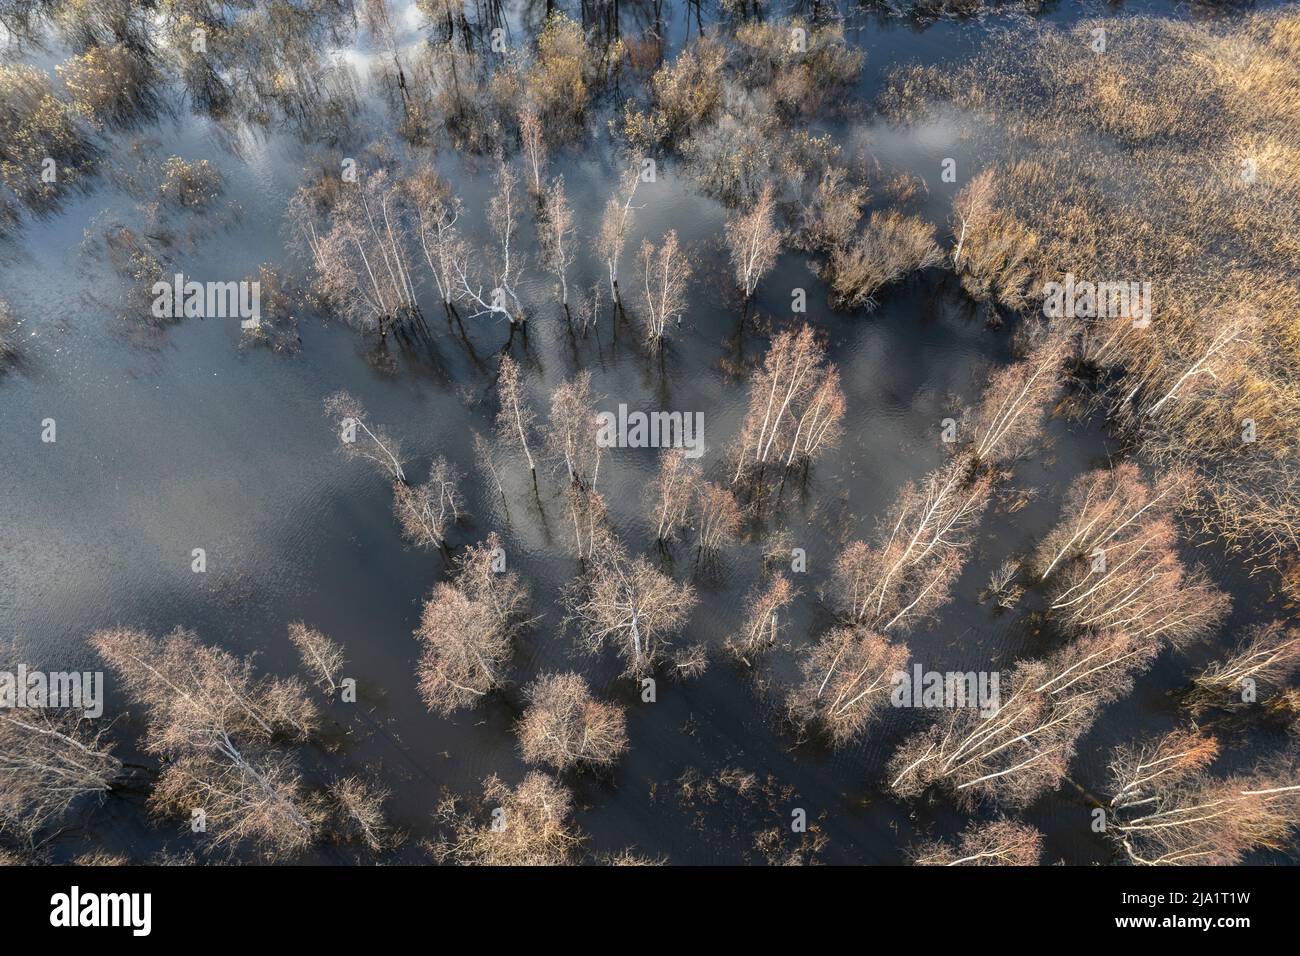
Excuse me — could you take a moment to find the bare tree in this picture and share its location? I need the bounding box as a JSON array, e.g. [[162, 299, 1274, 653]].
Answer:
[[415, 583, 510, 715], [889, 629, 1159, 807], [694, 481, 741, 557], [545, 372, 601, 488], [1107, 732, 1300, 865], [0, 707, 121, 838], [595, 167, 641, 301], [323, 390, 406, 483], [328, 775, 393, 852], [567, 484, 614, 562], [539, 176, 575, 309], [415, 532, 531, 715], [431, 772, 583, 865], [92, 627, 321, 858], [968, 331, 1069, 466], [1108, 728, 1219, 811], [393, 459, 464, 551], [950, 168, 996, 269], [408, 168, 463, 308], [453, 158, 526, 325], [1032, 465, 1193, 581], [726, 574, 796, 664], [451, 533, 533, 640], [647, 449, 699, 544], [833, 455, 991, 634], [982, 558, 1024, 609], [732, 325, 844, 484], [638, 230, 691, 348], [1187, 622, 1300, 716], [787, 627, 908, 747], [517, 672, 628, 771], [726, 180, 781, 301], [288, 622, 346, 696], [518, 108, 548, 195], [495, 353, 538, 480], [563, 547, 698, 678], [910, 820, 1043, 866], [1047, 515, 1228, 648]]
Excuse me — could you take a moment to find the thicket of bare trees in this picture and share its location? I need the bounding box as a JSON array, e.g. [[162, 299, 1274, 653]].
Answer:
[[832, 456, 991, 634], [58, 42, 156, 128], [1107, 729, 1300, 865], [1045, 508, 1227, 649], [1031, 464, 1228, 650], [886, 456, 1229, 808], [93, 627, 322, 858], [0, 63, 97, 210], [694, 481, 742, 559], [517, 672, 628, 771], [303, 167, 418, 336], [881, 13, 1300, 572], [415, 532, 532, 715], [889, 629, 1160, 807], [787, 627, 908, 747], [947, 169, 1039, 311], [909, 820, 1044, 866], [1030, 464, 1191, 580], [731, 325, 846, 485]]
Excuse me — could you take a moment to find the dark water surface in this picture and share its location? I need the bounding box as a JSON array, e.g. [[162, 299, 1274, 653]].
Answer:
[[1, 0, 1294, 864]]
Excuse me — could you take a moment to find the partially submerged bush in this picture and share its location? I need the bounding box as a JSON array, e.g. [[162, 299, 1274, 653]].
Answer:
[[0, 299, 17, 360], [823, 210, 942, 310], [58, 43, 157, 127], [621, 35, 726, 150], [0, 64, 97, 210], [432, 772, 583, 865], [159, 156, 222, 209]]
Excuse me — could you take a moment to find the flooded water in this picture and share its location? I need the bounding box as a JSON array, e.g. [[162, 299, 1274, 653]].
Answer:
[[1, 0, 1294, 864]]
